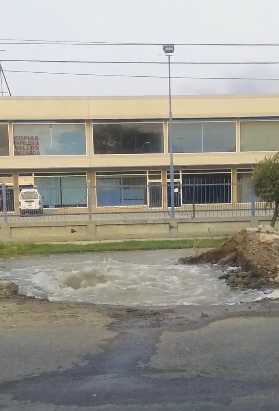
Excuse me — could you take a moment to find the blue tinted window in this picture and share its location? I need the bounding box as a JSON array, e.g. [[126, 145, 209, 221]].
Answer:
[[13, 124, 86, 156], [51, 124, 86, 155]]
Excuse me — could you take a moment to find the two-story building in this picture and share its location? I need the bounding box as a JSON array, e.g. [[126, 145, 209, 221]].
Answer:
[[0, 94, 278, 213]]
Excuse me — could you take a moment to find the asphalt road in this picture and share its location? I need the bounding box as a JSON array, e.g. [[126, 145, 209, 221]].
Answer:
[[1, 301, 279, 410]]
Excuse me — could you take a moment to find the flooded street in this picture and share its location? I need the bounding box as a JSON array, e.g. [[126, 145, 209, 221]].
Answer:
[[0, 250, 264, 305]]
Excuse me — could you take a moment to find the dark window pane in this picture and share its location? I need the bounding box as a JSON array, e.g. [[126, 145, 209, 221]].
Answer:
[[0, 124, 9, 156], [93, 123, 163, 154], [203, 122, 236, 152], [182, 174, 231, 204], [149, 183, 162, 208], [167, 182, 181, 207]]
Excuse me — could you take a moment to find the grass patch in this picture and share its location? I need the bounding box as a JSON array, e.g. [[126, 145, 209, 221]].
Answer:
[[0, 238, 227, 258]]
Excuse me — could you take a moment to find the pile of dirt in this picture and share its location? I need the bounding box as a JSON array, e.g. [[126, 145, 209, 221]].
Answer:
[[179, 226, 279, 290], [0, 279, 18, 298]]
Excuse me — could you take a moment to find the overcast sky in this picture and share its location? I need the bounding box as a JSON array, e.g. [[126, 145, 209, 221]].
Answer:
[[2, 0, 279, 96]]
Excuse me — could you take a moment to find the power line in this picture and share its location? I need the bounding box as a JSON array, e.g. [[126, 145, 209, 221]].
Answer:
[[6, 68, 279, 81], [3, 59, 279, 65], [2, 38, 279, 47]]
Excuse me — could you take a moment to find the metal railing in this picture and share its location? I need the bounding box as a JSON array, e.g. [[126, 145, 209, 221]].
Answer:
[[0, 182, 274, 223]]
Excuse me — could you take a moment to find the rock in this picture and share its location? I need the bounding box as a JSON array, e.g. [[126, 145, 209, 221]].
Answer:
[[260, 225, 276, 234], [237, 272, 250, 278], [218, 273, 231, 281], [0, 280, 18, 298], [259, 233, 279, 244], [264, 289, 273, 295], [246, 228, 260, 233], [274, 276, 279, 284], [218, 251, 237, 266], [227, 267, 241, 273], [249, 278, 267, 289]]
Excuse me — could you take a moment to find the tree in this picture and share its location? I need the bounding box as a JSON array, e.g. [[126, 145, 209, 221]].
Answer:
[[251, 152, 279, 227]]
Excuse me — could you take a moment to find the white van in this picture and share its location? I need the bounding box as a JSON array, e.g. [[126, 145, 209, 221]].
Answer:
[[19, 188, 43, 216]]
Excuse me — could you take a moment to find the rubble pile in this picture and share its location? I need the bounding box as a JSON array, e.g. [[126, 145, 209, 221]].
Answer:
[[179, 226, 279, 290]]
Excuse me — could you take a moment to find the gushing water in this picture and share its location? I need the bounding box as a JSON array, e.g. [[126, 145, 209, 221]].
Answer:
[[0, 250, 265, 305]]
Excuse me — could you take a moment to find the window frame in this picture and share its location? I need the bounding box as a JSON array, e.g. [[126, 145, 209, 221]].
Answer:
[[0, 122, 10, 157], [240, 119, 279, 152], [92, 121, 164, 155], [171, 120, 236, 154], [12, 122, 87, 156]]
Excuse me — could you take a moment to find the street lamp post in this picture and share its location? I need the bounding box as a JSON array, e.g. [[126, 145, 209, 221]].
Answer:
[[163, 44, 175, 218]]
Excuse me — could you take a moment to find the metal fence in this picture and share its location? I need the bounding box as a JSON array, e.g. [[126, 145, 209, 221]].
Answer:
[[0, 182, 274, 223]]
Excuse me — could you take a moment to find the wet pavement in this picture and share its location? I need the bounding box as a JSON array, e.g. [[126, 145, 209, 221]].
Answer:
[[1, 301, 279, 410]]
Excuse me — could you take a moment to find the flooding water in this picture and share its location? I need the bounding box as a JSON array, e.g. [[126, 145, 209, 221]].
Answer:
[[0, 250, 266, 306]]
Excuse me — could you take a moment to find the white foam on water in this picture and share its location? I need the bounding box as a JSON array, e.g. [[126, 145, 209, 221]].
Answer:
[[0, 250, 265, 306]]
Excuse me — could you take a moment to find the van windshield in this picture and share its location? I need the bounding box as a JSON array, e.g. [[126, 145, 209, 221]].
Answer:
[[21, 192, 38, 200]]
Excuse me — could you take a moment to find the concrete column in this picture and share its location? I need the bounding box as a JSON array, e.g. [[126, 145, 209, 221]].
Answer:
[[87, 170, 96, 212], [13, 172, 20, 214], [8, 121, 14, 156], [85, 120, 93, 156], [162, 168, 168, 210], [236, 119, 240, 153], [231, 168, 238, 204], [163, 119, 168, 154]]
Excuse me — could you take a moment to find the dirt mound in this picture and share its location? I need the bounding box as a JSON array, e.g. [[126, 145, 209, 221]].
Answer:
[[0, 280, 18, 298], [179, 226, 279, 290]]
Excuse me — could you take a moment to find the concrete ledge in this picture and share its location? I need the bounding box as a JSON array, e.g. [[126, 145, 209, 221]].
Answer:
[[0, 216, 276, 242]]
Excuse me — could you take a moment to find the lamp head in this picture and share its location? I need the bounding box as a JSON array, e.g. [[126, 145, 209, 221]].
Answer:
[[162, 44, 175, 55]]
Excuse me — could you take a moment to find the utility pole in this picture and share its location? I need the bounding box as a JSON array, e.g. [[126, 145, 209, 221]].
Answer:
[[163, 44, 175, 218], [0, 50, 11, 96]]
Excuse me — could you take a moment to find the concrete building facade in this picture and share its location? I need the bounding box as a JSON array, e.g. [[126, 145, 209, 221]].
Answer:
[[0, 94, 278, 213]]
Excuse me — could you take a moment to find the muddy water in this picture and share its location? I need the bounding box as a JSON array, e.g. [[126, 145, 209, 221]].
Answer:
[[0, 250, 264, 306]]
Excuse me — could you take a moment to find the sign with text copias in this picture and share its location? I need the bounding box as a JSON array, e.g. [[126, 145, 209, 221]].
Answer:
[[14, 135, 40, 155]]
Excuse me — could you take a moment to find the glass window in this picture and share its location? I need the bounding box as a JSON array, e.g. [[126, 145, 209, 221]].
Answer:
[[0, 123, 9, 156], [96, 176, 147, 206], [13, 124, 86, 156], [20, 192, 38, 200], [149, 183, 162, 208], [237, 173, 252, 202], [203, 122, 236, 152], [172, 122, 202, 153], [172, 121, 236, 153], [93, 123, 163, 154], [34, 176, 87, 207], [14, 124, 51, 155], [51, 124, 86, 155], [240, 121, 279, 151]]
